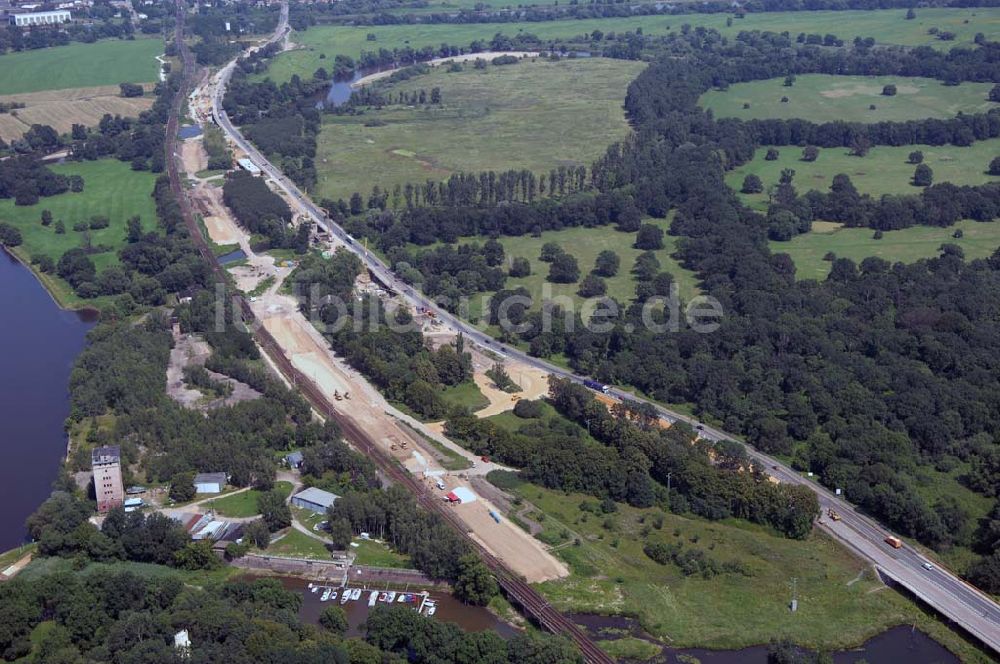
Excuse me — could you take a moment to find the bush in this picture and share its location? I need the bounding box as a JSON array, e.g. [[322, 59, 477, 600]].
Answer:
[[741, 174, 763, 194], [513, 399, 544, 418], [509, 256, 531, 277], [547, 253, 579, 284], [0, 222, 23, 247], [635, 224, 665, 250]]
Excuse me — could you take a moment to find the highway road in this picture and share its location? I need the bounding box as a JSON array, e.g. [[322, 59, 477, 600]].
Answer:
[[209, 12, 1000, 656]]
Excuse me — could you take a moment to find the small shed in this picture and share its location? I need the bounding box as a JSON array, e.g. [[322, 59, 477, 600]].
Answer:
[[193, 472, 226, 494], [291, 487, 338, 514], [285, 451, 304, 469]]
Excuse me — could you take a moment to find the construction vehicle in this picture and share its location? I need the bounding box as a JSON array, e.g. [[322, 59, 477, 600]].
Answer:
[[827, 508, 841, 522], [344, 391, 351, 400], [334, 390, 342, 401], [885, 535, 903, 549]]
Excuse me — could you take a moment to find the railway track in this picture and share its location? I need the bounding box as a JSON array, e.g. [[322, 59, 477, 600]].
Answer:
[[164, 6, 612, 662]]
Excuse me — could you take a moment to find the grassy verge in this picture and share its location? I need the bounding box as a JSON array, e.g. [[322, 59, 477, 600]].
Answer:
[[266, 528, 331, 559], [314, 58, 643, 202], [351, 539, 413, 568], [18, 556, 237, 587], [701, 74, 997, 123], [208, 481, 293, 518], [397, 420, 472, 471]]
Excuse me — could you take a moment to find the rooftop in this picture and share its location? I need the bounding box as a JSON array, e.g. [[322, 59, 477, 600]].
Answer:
[[292, 486, 338, 508], [193, 472, 227, 485], [92, 445, 121, 465]]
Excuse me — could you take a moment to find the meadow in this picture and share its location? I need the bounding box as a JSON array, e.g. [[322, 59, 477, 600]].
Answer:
[[701, 74, 998, 123], [0, 85, 154, 142], [511, 480, 989, 660], [314, 57, 643, 201], [728, 139, 1000, 208], [0, 160, 159, 306], [772, 219, 1000, 280], [262, 8, 1000, 84], [208, 481, 293, 518], [431, 219, 698, 322], [0, 38, 163, 95]]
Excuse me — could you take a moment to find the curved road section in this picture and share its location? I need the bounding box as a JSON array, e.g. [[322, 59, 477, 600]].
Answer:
[[210, 11, 1000, 655]]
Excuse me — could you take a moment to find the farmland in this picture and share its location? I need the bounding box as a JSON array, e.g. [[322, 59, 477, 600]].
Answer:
[[771, 219, 1000, 281], [0, 38, 163, 96], [728, 139, 1000, 209], [263, 8, 1000, 84], [701, 74, 998, 123], [0, 85, 154, 142], [314, 58, 643, 202]]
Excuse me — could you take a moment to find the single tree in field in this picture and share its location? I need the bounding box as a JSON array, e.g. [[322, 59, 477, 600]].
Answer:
[[509, 256, 531, 277], [578, 274, 607, 297], [40, 209, 52, 226], [989, 156, 1000, 176], [913, 163, 934, 187], [906, 7, 916, 19], [635, 224, 665, 250], [908, 150, 924, 164], [594, 249, 620, 277], [849, 135, 871, 157], [801, 146, 819, 162], [741, 174, 764, 194], [547, 253, 579, 284], [764, 148, 780, 161], [539, 242, 563, 262], [882, 84, 897, 96], [783, 74, 795, 87], [632, 251, 661, 282]]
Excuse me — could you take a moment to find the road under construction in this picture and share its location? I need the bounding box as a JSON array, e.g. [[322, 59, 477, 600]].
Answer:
[[166, 3, 613, 662]]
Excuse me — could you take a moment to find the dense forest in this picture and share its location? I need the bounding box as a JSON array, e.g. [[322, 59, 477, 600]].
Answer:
[[306, 26, 1000, 588]]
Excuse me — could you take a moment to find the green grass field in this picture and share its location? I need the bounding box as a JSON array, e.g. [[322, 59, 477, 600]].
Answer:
[[264, 8, 1000, 84], [0, 38, 163, 95], [0, 159, 159, 307], [208, 482, 293, 518], [267, 528, 332, 559], [351, 539, 413, 568], [702, 74, 998, 123], [437, 219, 698, 320], [772, 219, 1000, 280], [314, 58, 642, 201], [729, 140, 1000, 208], [440, 381, 490, 413], [500, 479, 988, 660]]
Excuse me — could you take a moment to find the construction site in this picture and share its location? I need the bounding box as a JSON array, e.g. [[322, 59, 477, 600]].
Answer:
[[174, 108, 568, 584]]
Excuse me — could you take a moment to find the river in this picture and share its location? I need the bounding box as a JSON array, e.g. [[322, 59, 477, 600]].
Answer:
[[0, 250, 95, 550]]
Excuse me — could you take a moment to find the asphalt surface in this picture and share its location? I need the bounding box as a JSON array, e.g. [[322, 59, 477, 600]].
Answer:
[[209, 13, 1000, 655]]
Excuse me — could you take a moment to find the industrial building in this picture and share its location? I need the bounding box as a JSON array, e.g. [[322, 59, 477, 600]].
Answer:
[[193, 472, 227, 494], [92, 446, 124, 513], [291, 487, 338, 514], [8, 9, 71, 26]]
